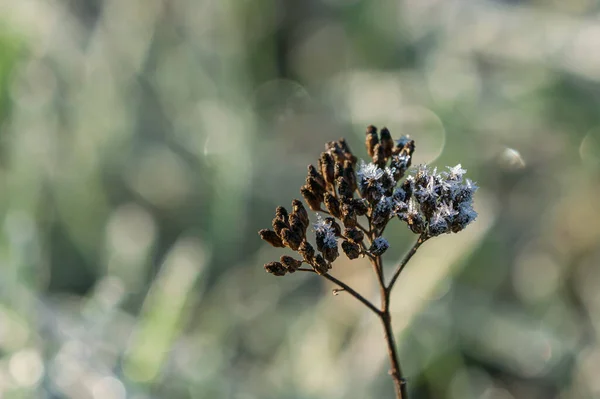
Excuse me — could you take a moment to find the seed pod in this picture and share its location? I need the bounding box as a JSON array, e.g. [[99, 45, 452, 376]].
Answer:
[[344, 227, 364, 243], [275, 206, 288, 223], [342, 241, 361, 260], [272, 218, 288, 236], [301, 185, 322, 211], [312, 254, 330, 274], [364, 183, 382, 205], [288, 212, 306, 237], [324, 193, 342, 218], [336, 176, 353, 198], [337, 138, 356, 164], [322, 245, 339, 263], [281, 228, 302, 251], [341, 203, 357, 228], [379, 127, 394, 159], [373, 143, 386, 169], [380, 172, 395, 196], [365, 125, 379, 158], [291, 199, 309, 228], [264, 261, 287, 276], [407, 213, 426, 234], [306, 176, 326, 200], [326, 141, 345, 163], [280, 255, 303, 273], [259, 229, 285, 248], [319, 152, 335, 186], [351, 198, 369, 216], [298, 241, 315, 262], [308, 164, 326, 188], [343, 160, 357, 193]]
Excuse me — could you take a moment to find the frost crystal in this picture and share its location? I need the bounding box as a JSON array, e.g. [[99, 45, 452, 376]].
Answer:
[[370, 237, 390, 256], [313, 214, 337, 248], [445, 164, 467, 181], [357, 160, 384, 188]]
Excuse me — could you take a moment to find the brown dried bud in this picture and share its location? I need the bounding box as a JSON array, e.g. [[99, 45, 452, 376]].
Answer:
[[408, 213, 426, 234], [342, 241, 361, 260], [308, 164, 326, 188], [288, 212, 307, 237], [306, 176, 326, 200], [312, 254, 330, 275], [351, 198, 369, 216], [337, 138, 356, 164], [322, 245, 339, 263], [364, 184, 383, 205], [301, 185, 322, 211], [344, 227, 364, 243], [259, 229, 285, 248], [324, 193, 342, 218], [281, 228, 302, 250], [291, 199, 309, 228], [280, 255, 303, 273], [319, 152, 335, 186], [326, 141, 345, 163], [325, 217, 342, 237], [336, 176, 353, 198], [272, 218, 288, 236], [379, 127, 394, 159], [341, 203, 357, 228], [298, 241, 315, 262], [343, 161, 357, 193], [373, 143, 386, 169], [365, 125, 379, 158], [275, 206, 288, 222], [264, 261, 287, 276]]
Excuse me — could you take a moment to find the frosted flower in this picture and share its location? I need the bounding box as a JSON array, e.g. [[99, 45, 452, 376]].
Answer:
[[445, 164, 467, 181], [438, 202, 458, 218], [357, 160, 384, 188], [428, 211, 450, 237], [370, 237, 390, 256], [313, 214, 337, 249]]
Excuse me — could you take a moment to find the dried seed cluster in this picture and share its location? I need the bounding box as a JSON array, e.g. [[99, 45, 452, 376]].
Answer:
[[259, 125, 478, 276]]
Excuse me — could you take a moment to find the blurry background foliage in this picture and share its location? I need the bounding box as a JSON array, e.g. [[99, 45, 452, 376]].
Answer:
[[0, 0, 600, 398]]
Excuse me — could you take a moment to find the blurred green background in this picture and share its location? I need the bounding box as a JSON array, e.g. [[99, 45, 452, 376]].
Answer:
[[1, 0, 600, 398]]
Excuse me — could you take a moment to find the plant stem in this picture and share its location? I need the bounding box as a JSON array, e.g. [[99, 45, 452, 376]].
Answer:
[[320, 273, 381, 316], [380, 303, 406, 399]]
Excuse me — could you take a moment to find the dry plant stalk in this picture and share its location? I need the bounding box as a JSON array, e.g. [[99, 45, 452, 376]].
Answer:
[[258, 125, 478, 398]]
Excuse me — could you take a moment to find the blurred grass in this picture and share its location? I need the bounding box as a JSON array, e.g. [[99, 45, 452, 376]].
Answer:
[[0, 1, 599, 398]]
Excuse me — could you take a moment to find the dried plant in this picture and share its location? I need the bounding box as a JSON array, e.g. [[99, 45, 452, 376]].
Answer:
[[258, 125, 478, 398]]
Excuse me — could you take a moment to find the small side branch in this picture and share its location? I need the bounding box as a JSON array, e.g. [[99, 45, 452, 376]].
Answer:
[[320, 273, 381, 316]]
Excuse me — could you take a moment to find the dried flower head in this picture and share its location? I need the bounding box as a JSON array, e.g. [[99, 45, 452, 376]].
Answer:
[[258, 124, 479, 399], [259, 126, 478, 277]]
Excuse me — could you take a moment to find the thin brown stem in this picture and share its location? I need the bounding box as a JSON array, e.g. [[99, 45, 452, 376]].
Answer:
[[380, 308, 407, 399], [386, 234, 427, 293], [320, 273, 381, 316]]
